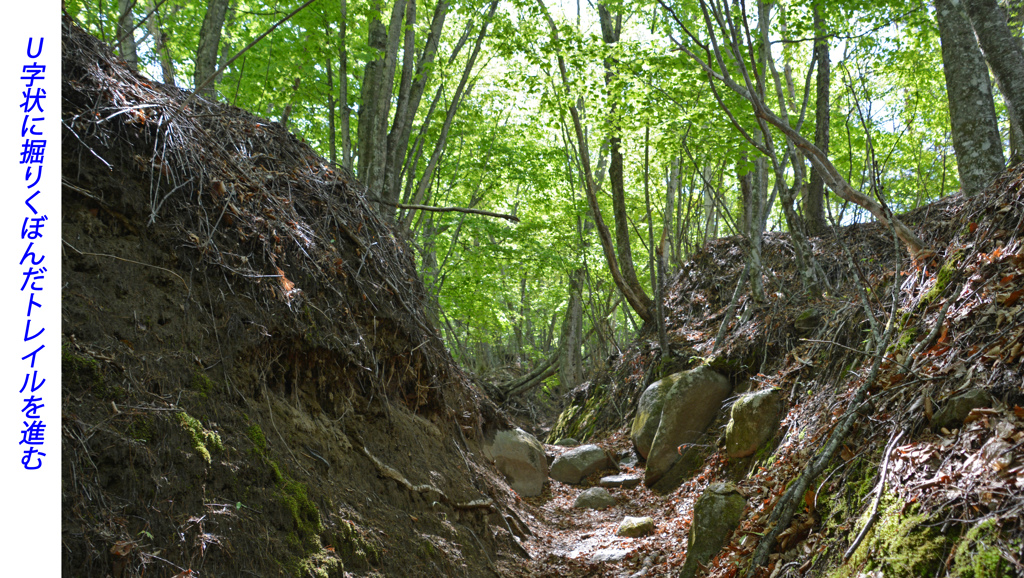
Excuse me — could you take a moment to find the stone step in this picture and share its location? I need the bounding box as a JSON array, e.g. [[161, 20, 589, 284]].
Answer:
[[598, 474, 641, 489]]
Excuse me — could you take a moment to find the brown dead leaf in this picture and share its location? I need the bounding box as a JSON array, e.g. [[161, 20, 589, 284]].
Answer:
[[110, 541, 133, 557], [840, 445, 855, 462]]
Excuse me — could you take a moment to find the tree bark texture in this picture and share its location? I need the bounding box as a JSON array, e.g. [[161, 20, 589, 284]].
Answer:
[[935, 0, 1006, 196], [194, 0, 231, 98], [117, 0, 139, 71], [963, 0, 1024, 146], [358, 0, 407, 201], [145, 0, 176, 84], [804, 2, 828, 235]]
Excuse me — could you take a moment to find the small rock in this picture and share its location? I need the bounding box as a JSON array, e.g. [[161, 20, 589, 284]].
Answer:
[[550, 444, 617, 484], [589, 548, 629, 563], [616, 516, 655, 538], [553, 437, 579, 446], [931, 389, 991, 430], [598, 474, 642, 489], [574, 487, 617, 509], [617, 449, 639, 468], [794, 308, 822, 335]]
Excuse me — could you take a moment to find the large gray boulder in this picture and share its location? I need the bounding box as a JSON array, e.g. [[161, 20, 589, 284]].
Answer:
[[725, 388, 782, 459], [549, 444, 616, 484], [679, 483, 746, 578], [573, 487, 617, 509], [631, 381, 666, 459], [484, 428, 547, 497], [644, 366, 732, 492]]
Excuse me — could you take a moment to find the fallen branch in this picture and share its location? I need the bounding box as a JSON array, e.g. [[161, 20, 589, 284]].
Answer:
[[844, 428, 905, 560], [377, 199, 519, 223], [749, 297, 899, 569]]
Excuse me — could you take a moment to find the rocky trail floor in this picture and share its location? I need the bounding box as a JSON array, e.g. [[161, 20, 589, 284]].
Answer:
[[512, 431, 709, 578]]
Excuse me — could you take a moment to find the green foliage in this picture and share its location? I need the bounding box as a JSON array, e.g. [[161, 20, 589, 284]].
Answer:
[[64, 0, 977, 377], [191, 372, 216, 398]]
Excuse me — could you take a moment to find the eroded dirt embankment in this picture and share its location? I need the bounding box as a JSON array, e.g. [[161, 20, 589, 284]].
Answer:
[[536, 168, 1024, 576], [62, 14, 531, 577]]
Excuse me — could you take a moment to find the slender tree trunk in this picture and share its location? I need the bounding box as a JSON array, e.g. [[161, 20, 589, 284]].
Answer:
[[935, 0, 1006, 196], [338, 0, 352, 170], [145, 0, 176, 84], [358, 0, 407, 200], [194, 0, 231, 98], [539, 0, 653, 324], [117, 0, 139, 70], [216, 1, 237, 86], [702, 164, 716, 246], [326, 51, 337, 167], [599, 4, 655, 320], [558, 268, 585, 391], [805, 2, 828, 234], [738, 155, 766, 302], [383, 0, 448, 213], [402, 0, 498, 230], [1006, 0, 1024, 165], [963, 0, 1024, 143]]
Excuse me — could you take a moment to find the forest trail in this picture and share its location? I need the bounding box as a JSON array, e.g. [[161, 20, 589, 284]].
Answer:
[[61, 8, 1024, 578]]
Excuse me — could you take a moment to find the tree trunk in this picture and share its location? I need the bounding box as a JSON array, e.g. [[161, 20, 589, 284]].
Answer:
[[935, 0, 1006, 196], [358, 0, 407, 201], [326, 50, 337, 167], [539, 0, 653, 324], [702, 164, 716, 246], [401, 1, 497, 230], [382, 0, 448, 214], [738, 155, 766, 302], [145, 0, 176, 84], [804, 2, 828, 235], [338, 0, 352, 170], [598, 3, 654, 320], [216, 1, 238, 86], [117, 0, 139, 70], [195, 0, 231, 99], [558, 269, 585, 392], [1006, 0, 1024, 165], [963, 0, 1024, 146]]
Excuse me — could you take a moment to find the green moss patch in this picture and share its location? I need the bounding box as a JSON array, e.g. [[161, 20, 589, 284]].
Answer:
[[247, 424, 268, 454], [190, 372, 216, 397], [280, 480, 323, 538], [922, 252, 962, 305], [951, 519, 1008, 578], [833, 497, 950, 578], [176, 411, 223, 464]]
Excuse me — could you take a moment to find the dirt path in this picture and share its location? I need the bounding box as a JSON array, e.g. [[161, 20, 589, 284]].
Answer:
[[508, 430, 715, 578]]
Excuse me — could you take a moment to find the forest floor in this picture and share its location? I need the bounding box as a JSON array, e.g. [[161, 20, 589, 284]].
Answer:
[[502, 164, 1024, 576]]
